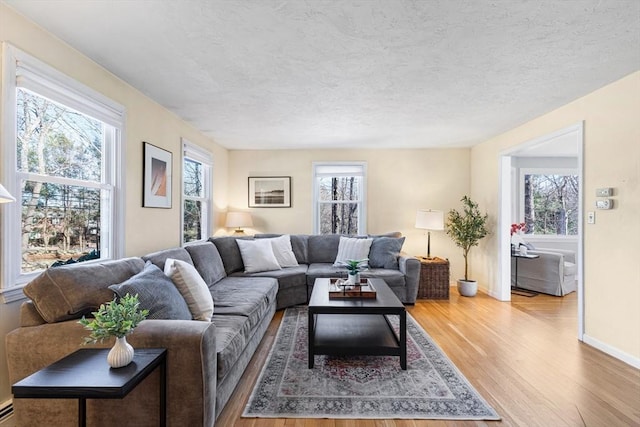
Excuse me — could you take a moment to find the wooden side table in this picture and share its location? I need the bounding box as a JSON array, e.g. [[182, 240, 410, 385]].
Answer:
[[417, 257, 450, 299], [12, 348, 167, 427]]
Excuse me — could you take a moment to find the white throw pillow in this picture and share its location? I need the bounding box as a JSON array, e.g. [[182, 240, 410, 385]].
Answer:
[[266, 235, 299, 267], [236, 239, 282, 273], [164, 258, 214, 321], [333, 236, 373, 266]]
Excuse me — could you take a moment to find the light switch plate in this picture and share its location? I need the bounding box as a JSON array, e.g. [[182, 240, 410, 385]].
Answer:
[[587, 212, 595, 224], [596, 188, 613, 197]]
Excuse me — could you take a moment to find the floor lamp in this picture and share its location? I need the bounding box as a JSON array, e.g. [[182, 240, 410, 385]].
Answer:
[[415, 209, 444, 259]]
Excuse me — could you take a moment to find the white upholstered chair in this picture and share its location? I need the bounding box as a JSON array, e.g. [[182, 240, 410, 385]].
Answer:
[[511, 248, 577, 296]]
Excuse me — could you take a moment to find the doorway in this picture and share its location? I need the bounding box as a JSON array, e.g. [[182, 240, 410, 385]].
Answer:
[[498, 122, 584, 340]]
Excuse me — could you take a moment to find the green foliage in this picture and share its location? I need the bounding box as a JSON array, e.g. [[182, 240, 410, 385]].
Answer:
[[78, 294, 149, 344], [446, 196, 489, 281], [341, 259, 368, 274]]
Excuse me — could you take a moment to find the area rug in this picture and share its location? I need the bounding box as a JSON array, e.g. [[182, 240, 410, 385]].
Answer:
[[243, 306, 500, 420]]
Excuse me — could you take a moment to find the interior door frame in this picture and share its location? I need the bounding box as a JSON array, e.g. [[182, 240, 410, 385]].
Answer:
[[498, 122, 585, 340]]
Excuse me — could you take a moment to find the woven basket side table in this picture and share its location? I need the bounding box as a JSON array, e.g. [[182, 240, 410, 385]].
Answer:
[[417, 257, 450, 299]]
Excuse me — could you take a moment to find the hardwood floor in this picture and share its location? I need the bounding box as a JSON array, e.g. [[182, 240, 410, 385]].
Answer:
[[217, 291, 640, 427]]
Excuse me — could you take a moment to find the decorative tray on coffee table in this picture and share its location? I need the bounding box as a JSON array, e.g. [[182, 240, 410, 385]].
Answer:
[[328, 278, 377, 299]]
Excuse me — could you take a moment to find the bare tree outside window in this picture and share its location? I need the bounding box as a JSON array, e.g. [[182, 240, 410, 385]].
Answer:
[[318, 176, 361, 234], [183, 158, 203, 243], [17, 88, 105, 272], [523, 174, 579, 235]]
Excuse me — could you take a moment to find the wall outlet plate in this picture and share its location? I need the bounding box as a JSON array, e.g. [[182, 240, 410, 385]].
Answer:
[[595, 199, 613, 209], [596, 188, 613, 197]]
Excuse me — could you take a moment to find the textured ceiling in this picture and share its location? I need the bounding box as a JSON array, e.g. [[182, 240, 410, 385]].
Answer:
[[4, 0, 639, 150]]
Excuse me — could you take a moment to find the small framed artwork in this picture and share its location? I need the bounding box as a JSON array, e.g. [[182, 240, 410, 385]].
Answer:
[[248, 176, 291, 208], [143, 142, 172, 208]]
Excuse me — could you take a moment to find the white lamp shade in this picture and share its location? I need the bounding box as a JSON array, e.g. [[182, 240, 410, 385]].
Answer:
[[415, 210, 444, 230], [225, 211, 253, 228], [0, 184, 16, 203]]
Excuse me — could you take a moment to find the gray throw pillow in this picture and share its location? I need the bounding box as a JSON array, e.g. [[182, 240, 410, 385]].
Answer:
[[109, 261, 192, 320], [368, 237, 406, 269]]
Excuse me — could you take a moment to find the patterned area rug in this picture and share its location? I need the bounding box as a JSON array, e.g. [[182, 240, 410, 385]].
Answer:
[[243, 306, 500, 420]]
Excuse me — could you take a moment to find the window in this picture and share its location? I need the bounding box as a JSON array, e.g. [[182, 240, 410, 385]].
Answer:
[[2, 45, 124, 298], [520, 169, 579, 236], [182, 140, 212, 244], [313, 162, 366, 234]]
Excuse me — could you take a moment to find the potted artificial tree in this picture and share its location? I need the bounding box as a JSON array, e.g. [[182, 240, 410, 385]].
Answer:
[[446, 196, 489, 297]]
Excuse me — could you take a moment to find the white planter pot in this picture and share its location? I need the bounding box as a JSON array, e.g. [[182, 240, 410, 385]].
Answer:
[[457, 279, 478, 297], [107, 336, 134, 368], [348, 272, 360, 285]]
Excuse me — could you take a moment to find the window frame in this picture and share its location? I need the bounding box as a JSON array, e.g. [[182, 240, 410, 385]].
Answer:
[[312, 162, 367, 235], [1, 44, 125, 302], [181, 139, 212, 245], [518, 167, 579, 240]]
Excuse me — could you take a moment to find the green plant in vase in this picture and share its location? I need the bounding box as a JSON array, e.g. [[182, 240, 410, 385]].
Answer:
[[79, 293, 148, 368], [342, 259, 368, 285]]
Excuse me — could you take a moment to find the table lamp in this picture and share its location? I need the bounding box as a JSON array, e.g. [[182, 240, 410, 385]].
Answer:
[[225, 211, 253, 235], [415, 209, 444, 259]]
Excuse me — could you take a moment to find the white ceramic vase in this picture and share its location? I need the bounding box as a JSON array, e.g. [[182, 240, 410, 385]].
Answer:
[[348, 272, 360, 285], [107, 336, 134, 368]]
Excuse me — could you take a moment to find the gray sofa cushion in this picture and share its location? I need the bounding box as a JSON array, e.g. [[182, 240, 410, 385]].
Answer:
[[210, 236, 253, 275], [368, 237, 406, 269], [185, 242, 227, 287], [361, 268, 406, 288], [306, 262, 348, 286], [308, 234, 341, 263], [142, 247, 193, 270], [209, 276, 278, 330], [23, 257, 145, 323], [231, 265, 309, 309], [211, 314, 252, 380], [109, 261, 192, 320]]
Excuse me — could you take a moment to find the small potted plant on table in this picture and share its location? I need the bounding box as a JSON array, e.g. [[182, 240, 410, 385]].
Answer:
[[79, 293, 148, 368], [446, 196, 489, 297], [341, 259, 368, 286]]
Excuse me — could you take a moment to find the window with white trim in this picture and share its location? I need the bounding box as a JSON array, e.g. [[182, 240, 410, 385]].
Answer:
[[519, 168, 579, 236], [1, 45, 124, 295], [313, 162, 367, 234], [182, 140, 212, 244]]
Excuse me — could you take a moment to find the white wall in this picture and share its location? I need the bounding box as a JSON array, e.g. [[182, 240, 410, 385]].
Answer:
[[0, 3, 229, 402], [228, 148, 471, 279], [470, 71, 640, 364]]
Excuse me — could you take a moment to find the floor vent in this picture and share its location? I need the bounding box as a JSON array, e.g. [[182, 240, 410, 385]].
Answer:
[[0, 400, 13, 423]]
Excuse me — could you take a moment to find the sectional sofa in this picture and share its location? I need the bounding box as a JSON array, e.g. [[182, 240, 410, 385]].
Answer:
[[6, 233, 419, 427]]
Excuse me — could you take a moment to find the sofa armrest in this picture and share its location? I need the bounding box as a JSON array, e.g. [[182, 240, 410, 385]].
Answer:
[[6, 318, 217, 427], [530, 248, 576, 264], [399, 253, 421, 303]]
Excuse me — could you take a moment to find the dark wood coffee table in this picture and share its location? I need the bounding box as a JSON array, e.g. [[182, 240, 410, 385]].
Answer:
[[308, 278, 407, 369]]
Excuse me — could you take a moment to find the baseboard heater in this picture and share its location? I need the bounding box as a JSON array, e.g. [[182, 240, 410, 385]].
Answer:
[[0, 400, 13, 424]]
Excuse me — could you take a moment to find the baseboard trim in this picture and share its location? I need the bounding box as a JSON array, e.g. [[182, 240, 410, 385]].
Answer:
[[583, 334, 640, 369], [0, 400, 13, 425]]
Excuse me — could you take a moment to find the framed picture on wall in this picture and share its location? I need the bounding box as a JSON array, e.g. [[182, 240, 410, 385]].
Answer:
[[248, 176, 291, 208], [143, 142, 172, 208]]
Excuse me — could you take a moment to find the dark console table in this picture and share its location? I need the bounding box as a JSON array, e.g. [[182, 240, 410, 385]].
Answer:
[[12, 348, 167, 427], [511, 252, 540, 297]]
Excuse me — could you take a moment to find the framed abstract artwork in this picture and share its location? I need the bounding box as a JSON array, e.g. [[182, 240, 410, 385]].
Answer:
[[143, 142, 172, 208], [248, 176, 291, 208]]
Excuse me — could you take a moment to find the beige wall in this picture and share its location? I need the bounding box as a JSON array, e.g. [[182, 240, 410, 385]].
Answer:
[[228, 148, 471, 277], [0, 4, 228, 402], [470, 71, 640, 362]]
